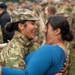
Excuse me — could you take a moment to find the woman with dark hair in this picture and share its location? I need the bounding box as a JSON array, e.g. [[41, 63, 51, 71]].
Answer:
[[0, 9, 39, 70], [0, 16, 74, 75]]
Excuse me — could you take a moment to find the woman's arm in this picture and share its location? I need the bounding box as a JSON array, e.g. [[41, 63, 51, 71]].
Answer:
[[1, 45, 52, 75], [1, 67, 25, 75]]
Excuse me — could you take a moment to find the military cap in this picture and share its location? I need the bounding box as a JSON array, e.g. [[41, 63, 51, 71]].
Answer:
[[11, 9, 39, 22], [0, 2, 7, 9], [5, 9, 39, 33]]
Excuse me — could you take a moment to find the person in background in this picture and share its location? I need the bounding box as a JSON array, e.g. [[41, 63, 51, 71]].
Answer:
[[6, 2, 14, 16], [39, 4, 56, 45], [44, 4, 56, 18], [0, 2, 14, 43]]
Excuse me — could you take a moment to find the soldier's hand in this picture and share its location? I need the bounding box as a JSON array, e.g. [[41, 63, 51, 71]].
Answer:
[[55, 57, 69, 75], [60, 57, 69, 73]]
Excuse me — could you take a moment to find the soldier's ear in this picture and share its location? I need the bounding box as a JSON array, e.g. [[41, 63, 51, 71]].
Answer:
[[18, 23, 24, 31]]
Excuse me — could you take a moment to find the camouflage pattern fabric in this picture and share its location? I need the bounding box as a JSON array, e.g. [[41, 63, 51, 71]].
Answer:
[[69, 11, 75, 48], [38, 10, 45, 45], [69, 12, 75, 29], [5, 9, 39, 31], [11, 9, 39, 22], [0, 31, 40, 69]]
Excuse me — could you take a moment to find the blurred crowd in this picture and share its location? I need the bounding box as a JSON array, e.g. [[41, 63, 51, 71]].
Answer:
[[0, 0, 75, 47], [0, 0, 75, 75], [5, 0, 75, 44]]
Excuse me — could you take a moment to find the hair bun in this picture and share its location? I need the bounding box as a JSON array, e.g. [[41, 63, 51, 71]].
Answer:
[[5, 22, 14, 33], [62, 30, 74, 42]]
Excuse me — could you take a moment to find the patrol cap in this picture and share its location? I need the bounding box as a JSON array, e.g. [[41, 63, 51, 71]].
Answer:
[[5, 9, 39, 33], [11, 9, 39, 22], [0, 2, 7, 9]]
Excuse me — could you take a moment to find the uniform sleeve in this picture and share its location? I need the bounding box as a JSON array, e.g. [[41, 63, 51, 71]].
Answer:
[[0, 40, 26, 69], [2, 45, 52, 75]]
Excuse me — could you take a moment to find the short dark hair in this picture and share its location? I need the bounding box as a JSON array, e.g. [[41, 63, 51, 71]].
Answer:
[[46, 16, 74, 42], [0, 2, 7, 9]]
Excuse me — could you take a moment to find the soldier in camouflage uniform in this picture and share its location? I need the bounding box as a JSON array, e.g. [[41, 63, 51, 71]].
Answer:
[[69, 6, 75, 48], [0, 9, 40, 69]]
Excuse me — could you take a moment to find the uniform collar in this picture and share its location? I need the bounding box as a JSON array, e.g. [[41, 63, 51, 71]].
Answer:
[[13, 31, 34, 47]]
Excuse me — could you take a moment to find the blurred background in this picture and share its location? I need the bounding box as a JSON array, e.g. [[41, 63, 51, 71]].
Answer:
[[0, 0, 75, 75]]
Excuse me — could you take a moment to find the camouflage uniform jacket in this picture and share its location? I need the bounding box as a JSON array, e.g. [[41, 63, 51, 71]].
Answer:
[[0, 31, 40, 69]]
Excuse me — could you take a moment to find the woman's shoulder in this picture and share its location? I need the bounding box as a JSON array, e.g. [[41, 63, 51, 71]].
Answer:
[[38, 44, 64, 54], [37, 44, 57, 53], [39, 44, 58, 49]]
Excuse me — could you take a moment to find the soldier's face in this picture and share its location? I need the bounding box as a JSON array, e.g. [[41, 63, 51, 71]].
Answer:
[[22, 21, 37, 40]]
